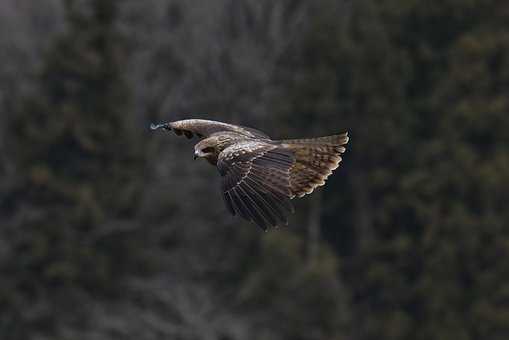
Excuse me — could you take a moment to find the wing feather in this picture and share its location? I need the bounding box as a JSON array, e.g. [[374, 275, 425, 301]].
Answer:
[[237, 185, 276, 229], [240, 180, 288, 224], [152, 119, 270, 139], [231, 189, 251, 220], [223, 192, 236, 215], [218, 142, 295, 230]]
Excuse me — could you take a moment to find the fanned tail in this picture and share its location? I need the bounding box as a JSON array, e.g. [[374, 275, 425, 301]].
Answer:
[[280, 132, 349, 198]]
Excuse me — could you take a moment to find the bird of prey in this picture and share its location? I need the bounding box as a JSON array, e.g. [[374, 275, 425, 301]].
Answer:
[[151, 119, 349, 231]]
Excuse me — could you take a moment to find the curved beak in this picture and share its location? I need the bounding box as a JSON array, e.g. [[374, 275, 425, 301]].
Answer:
[[194, 151, 199, 160]]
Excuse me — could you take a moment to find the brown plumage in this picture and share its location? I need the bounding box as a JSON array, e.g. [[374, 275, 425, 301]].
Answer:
[[151, 119, 349, 230]]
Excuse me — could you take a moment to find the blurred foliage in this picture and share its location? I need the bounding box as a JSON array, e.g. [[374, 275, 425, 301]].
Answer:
[[0, 0, 508, 339], [238, 231, 348, 340], [1, 0, 147, 337], [278, 1, 509, 339]]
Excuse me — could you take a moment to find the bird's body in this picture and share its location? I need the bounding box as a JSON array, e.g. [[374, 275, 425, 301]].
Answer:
[[151, 119, 349, 230]]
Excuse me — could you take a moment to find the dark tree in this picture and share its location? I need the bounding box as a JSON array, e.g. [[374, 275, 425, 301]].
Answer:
[[0, 0, 145, 337]]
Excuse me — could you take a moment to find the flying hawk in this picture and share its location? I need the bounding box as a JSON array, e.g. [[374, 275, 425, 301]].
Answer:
[[151, 119, 349, 230]]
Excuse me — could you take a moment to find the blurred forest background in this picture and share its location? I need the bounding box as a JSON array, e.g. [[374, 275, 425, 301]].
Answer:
[[1, 0, 508, 339]]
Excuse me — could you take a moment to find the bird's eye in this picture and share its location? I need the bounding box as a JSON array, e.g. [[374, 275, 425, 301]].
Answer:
[[202, 147, 214, 153]]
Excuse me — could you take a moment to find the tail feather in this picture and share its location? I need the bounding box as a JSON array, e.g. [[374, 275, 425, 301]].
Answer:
[[281, 133, 349, 146], [280, 132, 349, 198]]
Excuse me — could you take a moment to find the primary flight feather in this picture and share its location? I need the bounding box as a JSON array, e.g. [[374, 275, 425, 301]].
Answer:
[[151, 119, 349, 231]]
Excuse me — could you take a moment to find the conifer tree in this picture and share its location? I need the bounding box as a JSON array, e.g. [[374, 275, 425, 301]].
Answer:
[[1, 0, 144, 336]]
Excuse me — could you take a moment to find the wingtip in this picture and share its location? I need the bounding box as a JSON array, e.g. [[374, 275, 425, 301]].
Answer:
[[150, 122, 171, 131]]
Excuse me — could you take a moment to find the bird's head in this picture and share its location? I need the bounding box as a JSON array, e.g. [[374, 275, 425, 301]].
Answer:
[[194, 138, 219, 164]]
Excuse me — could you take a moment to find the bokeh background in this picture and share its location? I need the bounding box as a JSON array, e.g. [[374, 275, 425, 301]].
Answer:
[[1, 0, 508, 339]]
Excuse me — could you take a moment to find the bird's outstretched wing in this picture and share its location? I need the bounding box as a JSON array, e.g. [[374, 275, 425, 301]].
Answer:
[[217, 133, 349, 230], [217, 141, 295, 230], [151, 119, 269, 139]]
